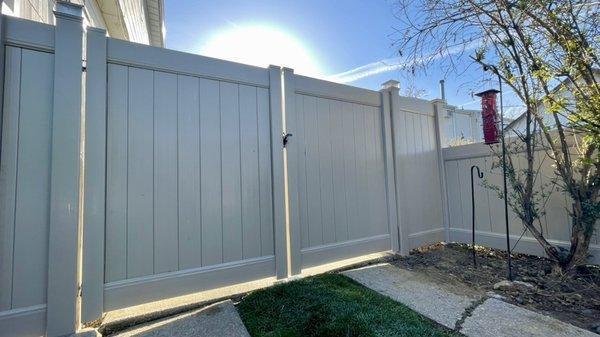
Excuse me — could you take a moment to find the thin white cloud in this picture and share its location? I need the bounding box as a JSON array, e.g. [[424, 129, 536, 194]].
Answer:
[[326, 42, 479, 84]]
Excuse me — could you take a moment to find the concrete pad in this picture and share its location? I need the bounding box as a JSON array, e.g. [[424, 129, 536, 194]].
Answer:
[[461, 298, 597, 337], [110, 300, 250, 337], [343, 263, 482, 329]]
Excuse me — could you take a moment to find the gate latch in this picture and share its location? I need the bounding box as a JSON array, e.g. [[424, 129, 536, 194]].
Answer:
[[283, 133, 293, 148]]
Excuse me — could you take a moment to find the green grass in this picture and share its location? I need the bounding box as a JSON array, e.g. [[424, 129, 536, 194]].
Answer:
[[237, 273, 462, 337]]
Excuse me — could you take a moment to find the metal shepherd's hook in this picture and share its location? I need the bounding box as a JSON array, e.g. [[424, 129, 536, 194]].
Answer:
[[470, 165, 483, 267]]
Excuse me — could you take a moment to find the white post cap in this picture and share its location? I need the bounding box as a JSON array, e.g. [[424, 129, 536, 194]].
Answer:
[[381, 80, 400, 90], [54, 1, 83, 19]]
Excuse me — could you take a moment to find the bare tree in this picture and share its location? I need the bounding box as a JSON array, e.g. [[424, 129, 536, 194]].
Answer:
[[394, 0, 600, 271], [402, 81, 429, 98]]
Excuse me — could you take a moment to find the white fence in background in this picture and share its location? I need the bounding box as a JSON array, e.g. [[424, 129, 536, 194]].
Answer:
[[443, 142, 600, 264], [0, 8, 445, 337], [392, 98, 446, 251]]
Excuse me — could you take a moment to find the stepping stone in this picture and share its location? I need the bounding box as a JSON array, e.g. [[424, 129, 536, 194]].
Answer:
[[110, 300, 250, 337], [343, 263, 482, 329], [461, 298, 597, 337]]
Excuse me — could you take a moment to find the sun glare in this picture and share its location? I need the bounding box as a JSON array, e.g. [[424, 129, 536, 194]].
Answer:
[[199, 24, 323, 77]]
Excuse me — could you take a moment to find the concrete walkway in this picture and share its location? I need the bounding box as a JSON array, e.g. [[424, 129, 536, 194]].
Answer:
[[343, 263, 596, 337], [109, 300, 250, 337]]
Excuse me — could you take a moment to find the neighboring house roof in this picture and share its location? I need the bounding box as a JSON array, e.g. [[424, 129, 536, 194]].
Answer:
[[504, 110, 527, 131], [94, 0, 165, 47], [144, 0, 164, 47], [506, 69, 600, 132], [1, 0, 165, 47]]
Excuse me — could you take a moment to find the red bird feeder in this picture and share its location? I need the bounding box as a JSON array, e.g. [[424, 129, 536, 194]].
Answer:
[[475, 89, 501, 144]]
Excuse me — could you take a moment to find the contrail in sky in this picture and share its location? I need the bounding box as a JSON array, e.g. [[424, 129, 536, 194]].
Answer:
[[326, 42, 479, 84]]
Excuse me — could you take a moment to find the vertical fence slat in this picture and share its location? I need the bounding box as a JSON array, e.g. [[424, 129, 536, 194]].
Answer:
[[200, 78, 223, 266], [105, 64, 128, 283], [240, 84, 261, 259], [153, 71, 179, 274], [126, 67, 155, 279], [0, 46, 21, 311], [220, 81, 243, 263], [177, 75, 201, 270], [46, 3, 84, 336], [305, 96, 322, 245], [342, 102, 359, 242], [257, 88, 274, 256], [331, 100, 348, 243], [81, 27, 107, 324]]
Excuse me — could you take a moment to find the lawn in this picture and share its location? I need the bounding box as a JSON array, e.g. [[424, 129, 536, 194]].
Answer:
[[237, 273, 461, 337]]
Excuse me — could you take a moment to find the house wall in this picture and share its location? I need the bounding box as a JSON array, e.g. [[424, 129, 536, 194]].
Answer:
[[0, 0, 162, 46], [439, 105, 483, 147], [1, 0, 107, 28]]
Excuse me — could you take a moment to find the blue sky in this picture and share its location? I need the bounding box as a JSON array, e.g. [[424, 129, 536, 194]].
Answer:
[[164, 0, 498, 110]]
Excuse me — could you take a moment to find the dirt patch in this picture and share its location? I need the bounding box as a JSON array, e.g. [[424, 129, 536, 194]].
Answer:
[[393, 242, 600, 334]]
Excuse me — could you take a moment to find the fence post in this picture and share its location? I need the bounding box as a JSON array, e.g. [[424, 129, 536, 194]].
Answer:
[[46, 2, 84, 336], [81, 27, 107, 324], [0, 13, 5, 153], [269, 66, 289, 279], [382, 80, 410, 255], [432, 99, 451, 242], [379, 82, 400, 253], [282, 68, 301, 276]]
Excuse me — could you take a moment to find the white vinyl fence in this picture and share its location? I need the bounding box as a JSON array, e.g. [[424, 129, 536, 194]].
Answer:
[[0, 38, 54, 337], [392, 98, 446, 251], [290, 75, 393, 268], [4, 8, 598, 337], [0, 8, 446, 337], [443, 141, 600, 264], [100, 45, 278, 311]]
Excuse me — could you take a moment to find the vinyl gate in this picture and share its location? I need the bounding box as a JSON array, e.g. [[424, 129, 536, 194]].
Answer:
[[0, 7, 448, 337], [286, 74, 399, 271]]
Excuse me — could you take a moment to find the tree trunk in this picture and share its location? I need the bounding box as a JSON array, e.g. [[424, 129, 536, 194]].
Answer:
[[563, 215, 594, 270]]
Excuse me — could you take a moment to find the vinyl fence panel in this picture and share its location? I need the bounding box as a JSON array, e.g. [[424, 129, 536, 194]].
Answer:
[[0, 21, 56, 337], [443, 142, 600, 264], [391, 96, 446, 251], [102, 42, 278, 310], [291, 76, 393, 268]]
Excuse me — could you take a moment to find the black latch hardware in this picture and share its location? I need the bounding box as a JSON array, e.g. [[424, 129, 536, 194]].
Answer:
[[283, 133, 293, 147]]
